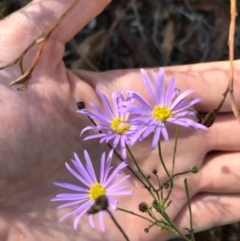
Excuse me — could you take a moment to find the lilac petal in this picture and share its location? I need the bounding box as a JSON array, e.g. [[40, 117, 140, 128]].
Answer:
[[108, 196, 118, 205], [129, 125, 148, 143], [57, 199, 86, 208], [89, 214, 95, 229], [59, 200, 92, 221], [151, 70, 161, 104], [186, 121, 208, 130], [108, 197, 118, 211], [55, 193, 87, 199], [108, 185, 134, 196], [151, 127, 161, 148], [90, 102, 106, 113], [83, 133, 108, 141], [141, 125, 155, 139], [171, 89, 195, 110], [112, 135, 120, 148], [80, 108, 110, 123], [90, 103, 111, 118], [73, 209, 88, 230], [84, 150, 97, 183], [172, 87, 180, 99], [65, 163, 90, 187], [120, 137, 127, 160], [99, 211, 105, 232], [80, 126, 95, 136], [106, 149, 114, 167], [140, 69, 157, 104], [112, 91, 120, 117], [109, 190, 134, 196], [123, 104, 151, 115], [130, 92, 153, 109], [158, 68, 165, 105], [53, 182, 88, 192], [195, 123, 208, 130], [107, 175, 130, 190], [102, 151, 114, 184], [89, 108, 112, 123], [168, 119, 191, 127], [100, 134, 115, 143], [161, 124, 169, 140], [100, 152, 106, 184], [127, 116, 154, 125], [72, 154, 94, 184], [172, 98, 202, 113], [165, 77, 176, 106], [173, 111, 195, 118], [108, 184, 130, 193], [96, 88, 115, 117], [65, 199, 92, 221], [104, 161, 128, 187]]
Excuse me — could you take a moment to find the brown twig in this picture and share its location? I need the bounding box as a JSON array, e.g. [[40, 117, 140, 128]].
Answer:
[[0, 0, 79, 90], [199, 0, 239, 127], [228, 0, 240, 122]]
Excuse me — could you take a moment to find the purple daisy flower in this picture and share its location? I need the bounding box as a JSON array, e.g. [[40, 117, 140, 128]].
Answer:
[[78, 88, 137, 160], [123, 68, 208, 148], [51, 150, 133, 232]]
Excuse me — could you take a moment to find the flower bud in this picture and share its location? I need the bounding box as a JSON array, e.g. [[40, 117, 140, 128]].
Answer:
[[138, 202, 148, 212], [190, 165, 199, 174]]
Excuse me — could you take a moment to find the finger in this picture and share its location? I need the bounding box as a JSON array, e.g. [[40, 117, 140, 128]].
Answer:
[[206, 113, 240, 151], [0, 0, 110, 63], [165, 60, 240, 112], [72, 60, 240, 113], [174, 193, 240, 234], [199, 151, 240, 193]]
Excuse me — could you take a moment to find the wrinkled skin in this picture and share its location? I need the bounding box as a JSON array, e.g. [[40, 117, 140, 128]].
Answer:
[[0, 1, 240, 241]]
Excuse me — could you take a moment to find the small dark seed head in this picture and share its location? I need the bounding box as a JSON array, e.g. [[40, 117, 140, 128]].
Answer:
[[163, 182, 169, 189], [144, 228, 149, 233], [76, 101, 85, 110], [152, 169, 157, 174], [190, 165, 199, 174], [138, 202, 148, 212]]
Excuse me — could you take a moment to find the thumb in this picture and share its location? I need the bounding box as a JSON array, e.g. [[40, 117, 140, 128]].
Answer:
[[0, 0, 111, 63]]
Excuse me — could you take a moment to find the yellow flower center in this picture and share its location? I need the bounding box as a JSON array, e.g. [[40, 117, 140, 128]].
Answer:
[[111, 118, 130, 134], [152, 106, 172, 122], [88, 183, 106, 200]]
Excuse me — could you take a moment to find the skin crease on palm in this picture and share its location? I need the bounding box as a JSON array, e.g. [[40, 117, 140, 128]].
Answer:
[[0, 0, 239, 240]]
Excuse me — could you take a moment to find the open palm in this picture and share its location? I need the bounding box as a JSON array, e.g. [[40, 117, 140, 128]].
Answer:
[[0, 1, 240, 241]]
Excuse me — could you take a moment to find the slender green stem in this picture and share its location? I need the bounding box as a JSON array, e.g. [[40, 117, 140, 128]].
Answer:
[[163, 170, 193, 187], [161, 211, 191, 241], [158, 141, 171, 180], [118, 207, 155, 224], [147, 212, 172, 231], [158, 141, 173, 203], [146, 210, 177, 233], [126, 145, 157, 199], [106, 208, 130, 241], [155, 174, 161, 200], [172, 126, 180, 176], [184, 178, 195, 241]]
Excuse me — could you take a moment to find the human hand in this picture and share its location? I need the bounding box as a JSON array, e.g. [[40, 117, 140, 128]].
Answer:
[[0, 0, 240, 241], [73, 64, 240, 240]]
